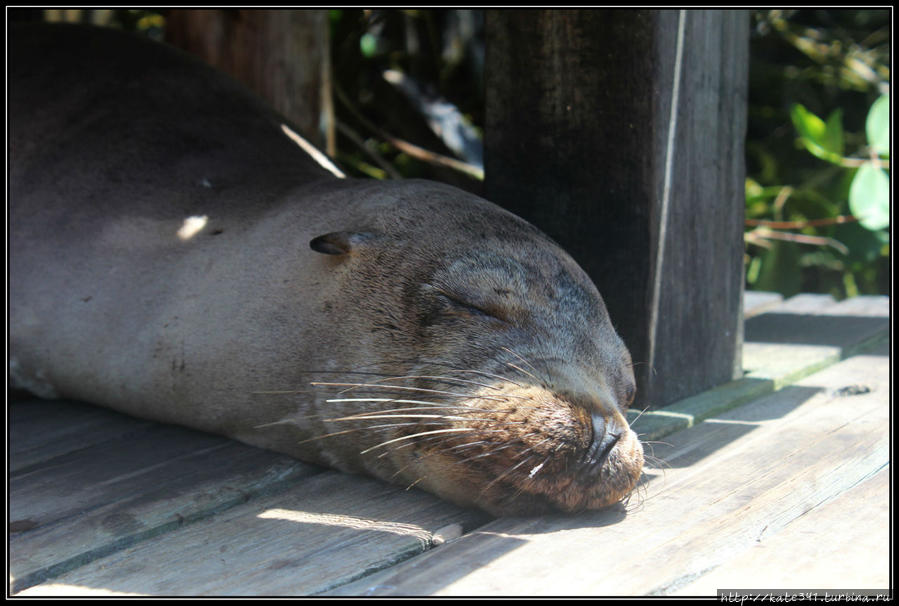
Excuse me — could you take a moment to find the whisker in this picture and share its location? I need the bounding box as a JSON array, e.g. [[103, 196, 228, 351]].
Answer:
[[390, 441, 519, 484], [359, 428, 503, 455], [500, 346, 545, 382], [407, 358, 529, 390], [387, 438, 477, 478], [292, 369, 416, 377], [642, 453, 671, 470], [320, 400, 531, 423], [323, 400, 516, 416], [255, 358, 536, 398], [481, 454, 535, 493], [295, 422, 422, 445], [314, 381, 539, 405], [254, 418, 298, 429], [410, 359, 524, 386], [446, 439, 504, 453], [629, 406, 651, 425], [373, 374, 505, 391], [326, 404, 500, 416], [501, 455, 554, 511], [448, 369, 525, 389], [518, 436, 552, 455], [324, 398, 447, 408], [310, 381, 509, 402], [404, 477, 425, 490], [453, 443, 518, 464], [381, 431, 475, 462], [526, 455, 552, 480], [496, 454, 555, 509], [324, 413, 498, 423], [640, 439, 674, 448], [503, 360, 541, 383]]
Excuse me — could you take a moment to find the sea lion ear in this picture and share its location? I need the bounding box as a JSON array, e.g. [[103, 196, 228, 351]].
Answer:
[[309, 231, 375, 256]]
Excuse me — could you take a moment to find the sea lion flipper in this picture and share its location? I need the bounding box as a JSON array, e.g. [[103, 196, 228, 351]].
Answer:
[[309, 231, 375, 256]]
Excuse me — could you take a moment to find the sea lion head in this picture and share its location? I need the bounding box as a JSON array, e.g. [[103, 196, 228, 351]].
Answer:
[[306, 180, 643, 516]]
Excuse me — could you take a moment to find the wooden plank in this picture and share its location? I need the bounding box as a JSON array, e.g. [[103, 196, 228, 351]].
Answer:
[[629, 294, 888, 440], [826, 294, 891, 317], [9, 399, 155, 473], [10, 295, 887, 595], [766, 292, 835, 313], [742, 291, 783, 318], [327, 342, 888, 595], [671, 467, 890, 594], [16, 471, 490, 596], [9, 403, 321, 594], [743, 296, 888, 385], [485, 9, 749, 409]]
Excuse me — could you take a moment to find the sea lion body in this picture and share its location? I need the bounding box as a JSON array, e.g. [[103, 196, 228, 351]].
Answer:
[[9, 24, 642, 515]]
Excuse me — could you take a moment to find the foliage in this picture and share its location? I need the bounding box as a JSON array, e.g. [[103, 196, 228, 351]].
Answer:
[[328, 10, 485, 194], [334, 9, 893, 298], [14, 9, 891, 297], [33, 9, 166, 39], [745, 9, 890, 298]]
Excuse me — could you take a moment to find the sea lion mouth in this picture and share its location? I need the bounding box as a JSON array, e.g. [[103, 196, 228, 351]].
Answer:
[[465, 402, 644, 516], [441, 404, 643, 516], [305, 368, 644, 516]]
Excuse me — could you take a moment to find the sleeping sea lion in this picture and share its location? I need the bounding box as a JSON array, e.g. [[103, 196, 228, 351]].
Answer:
[[9, 23, 642, 515]]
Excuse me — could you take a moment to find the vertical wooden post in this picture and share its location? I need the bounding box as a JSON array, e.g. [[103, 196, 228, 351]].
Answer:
[[165, 9, 334, 154], [485, 10, 748, 408]]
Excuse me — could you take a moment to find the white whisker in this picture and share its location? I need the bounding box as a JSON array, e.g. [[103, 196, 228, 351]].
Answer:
[[325, 413, 495, 422], [296, 422, 422, 445], [324, 397, 445, 407], [373, 374, 504, 391], [360, 428, 503, 455], [503, 361, 541, 383], [500, 346, 545, 380], [310, 381, 508, 402], [482, 454, 535, 493]]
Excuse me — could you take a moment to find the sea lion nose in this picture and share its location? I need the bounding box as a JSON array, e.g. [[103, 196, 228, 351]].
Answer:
[[583, 413, 623, 469]]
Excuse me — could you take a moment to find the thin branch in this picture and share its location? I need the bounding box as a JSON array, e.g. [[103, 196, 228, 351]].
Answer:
[[335, 120, 403, 179], [745, 215, 859, 229], [334, 83, 484, 181], [746, 226, 850, 255]]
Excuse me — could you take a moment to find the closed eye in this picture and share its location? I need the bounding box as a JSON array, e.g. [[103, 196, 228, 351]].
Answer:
[[621, 382, 636, 410], [435, 290, 506, 322]]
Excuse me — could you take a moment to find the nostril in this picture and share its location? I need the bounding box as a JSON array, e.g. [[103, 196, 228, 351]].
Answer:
[[584, 414, 622, 469], [600, 432, 621, 462]]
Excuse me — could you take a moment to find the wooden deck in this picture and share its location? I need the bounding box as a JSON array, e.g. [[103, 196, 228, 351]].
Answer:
[[8, 293, 890, 597]]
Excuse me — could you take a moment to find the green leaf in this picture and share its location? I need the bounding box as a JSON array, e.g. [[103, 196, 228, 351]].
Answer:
[[834, 221, 890, 263], [790, 103, 826, 146], [849, 162, 890, 230], [790, 104, 845, 165], [745, 177, 763, 198], [823, 109, 844, 157], [866, 94, 890, 157], [360, 32, 378, 58], [746, 255, 761, 285]]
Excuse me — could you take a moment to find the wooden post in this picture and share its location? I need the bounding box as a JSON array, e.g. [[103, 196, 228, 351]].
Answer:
[[165, 9, 334, 155], [485, 10, 748, 408]]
